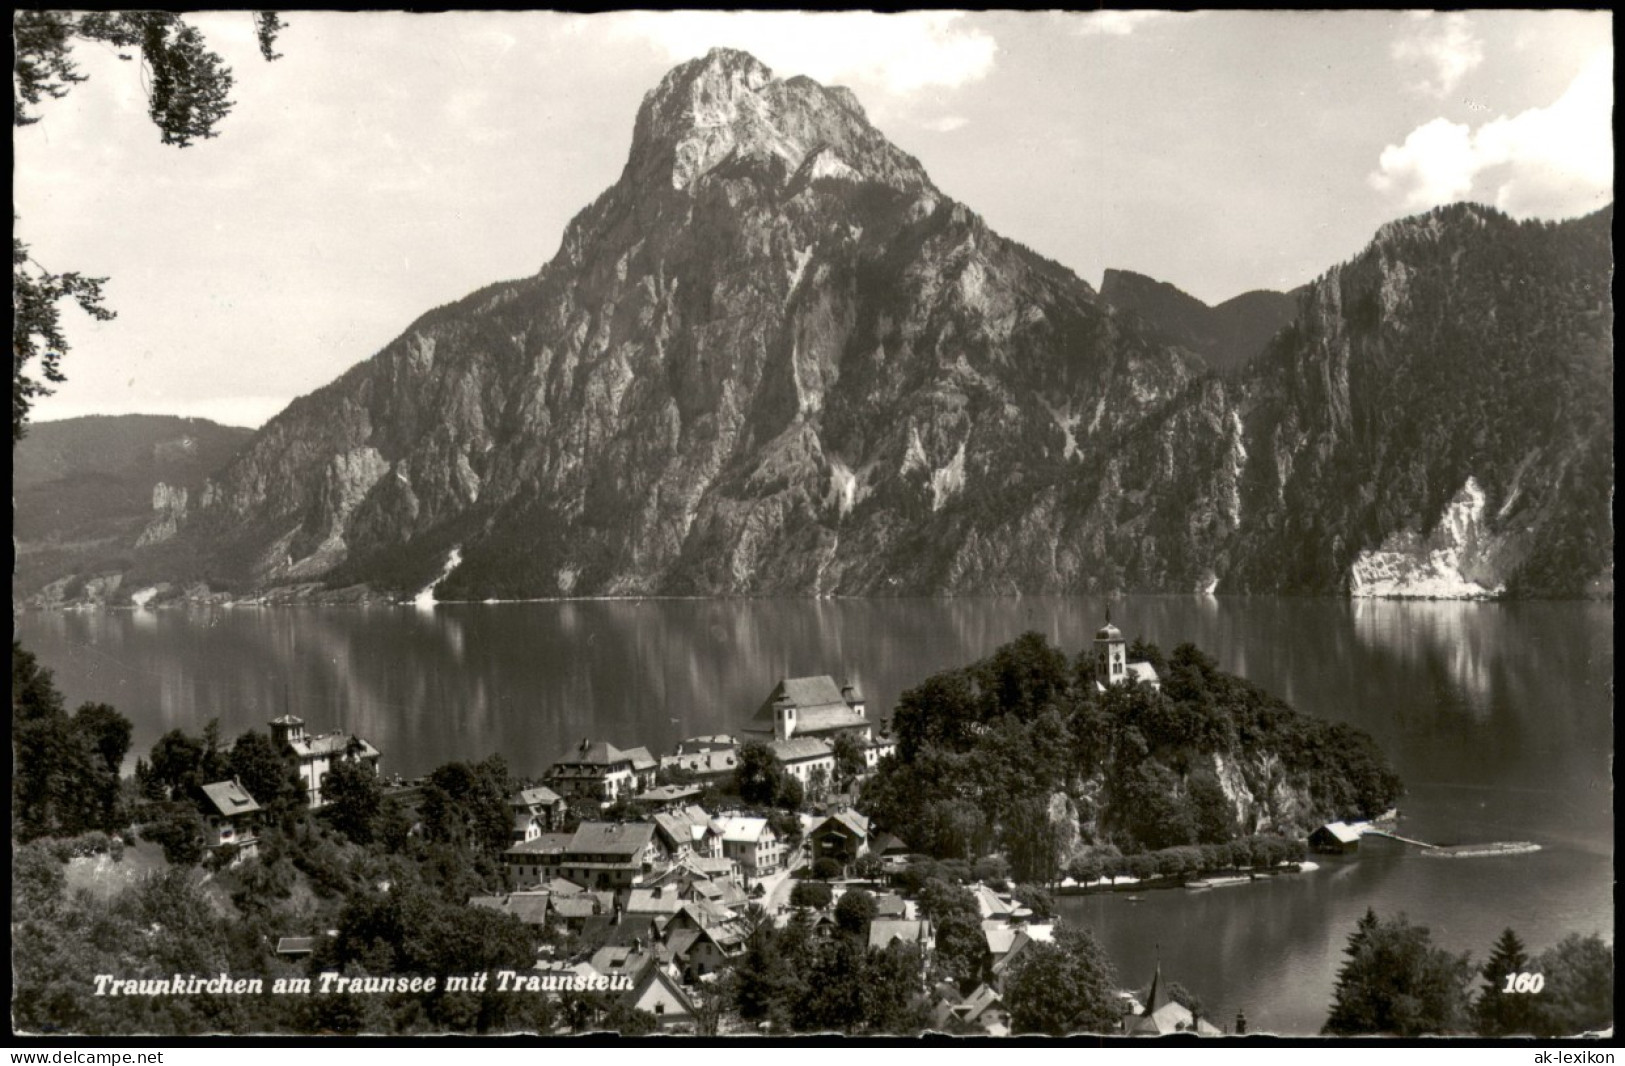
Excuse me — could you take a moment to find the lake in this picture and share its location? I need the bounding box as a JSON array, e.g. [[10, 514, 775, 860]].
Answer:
[[14, 595, 1613, 1035]]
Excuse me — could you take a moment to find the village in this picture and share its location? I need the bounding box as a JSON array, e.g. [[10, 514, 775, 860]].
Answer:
[[170, 620, 1318, 1036]]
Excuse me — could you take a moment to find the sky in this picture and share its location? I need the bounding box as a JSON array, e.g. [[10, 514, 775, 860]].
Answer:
[[14, 11, 1613, 429]]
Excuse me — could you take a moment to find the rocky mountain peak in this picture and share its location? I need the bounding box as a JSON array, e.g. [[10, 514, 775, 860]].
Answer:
[[1372, 202, 1501, 251], [627, 47, 931, 193]]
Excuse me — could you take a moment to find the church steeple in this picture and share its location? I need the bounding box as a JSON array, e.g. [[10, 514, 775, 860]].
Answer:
[[1142, 958, 1162, 1016], [1095, 610, 1126, 686]]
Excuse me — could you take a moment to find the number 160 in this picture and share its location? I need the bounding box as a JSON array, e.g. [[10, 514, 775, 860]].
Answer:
[[1502, 972, 1545, 993]]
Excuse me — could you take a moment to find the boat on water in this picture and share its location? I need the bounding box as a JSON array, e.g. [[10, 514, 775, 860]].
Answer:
[[1186, 875, 1251, 890], [1185, 880, 1213, 890], [1124, 895, 1144, 903]]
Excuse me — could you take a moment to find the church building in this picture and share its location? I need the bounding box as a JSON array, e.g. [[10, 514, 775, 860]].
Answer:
[[1094, 613, 1162, 693], [742, 676, 874, 744]]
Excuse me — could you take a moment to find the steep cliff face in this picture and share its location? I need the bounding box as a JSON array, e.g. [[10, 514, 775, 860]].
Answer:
[[1221, 204, 1614, 596], [73, 52, 1610, 602]]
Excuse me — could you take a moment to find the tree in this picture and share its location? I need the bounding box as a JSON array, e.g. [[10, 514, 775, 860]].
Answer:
[[734, 924, 795, 1023], [143, 807, 205, 866], [12, 238, 114, 442], [1005, 923, 1122, 1035], [330, 884, 539, 1032], [1525, 933, 1614, 1037], [792, 935, 866, 1031], [973, 854, 1011, 886], [688, 970, 735, 1037], [1323, 910, 1473, 1035], [143, 722, 228, 801], [13, 841, 68, 914], [1127, 637, 1166, 675], [71, 702, 132, 779], [420, 756, 513, 855], [916, 878, 979, 925], [13, 11, 284, 441], [860, 942, 931, 1034], [322, 759, 382, 845], [1003, 794, 1062, 883], [1066, 852, 1104, 886], [934, 911, 988, 992], [834, 888, 878, 938], [228, 729, 301, 816], [791, 881, 833, 910], [597, 1001, 659, 1035], [831, 732, 866, 791], [1166, 981, 1204, 1019], [775, 771, 805, 811], [12, 644, 133, 838], [735, 742, 781, 807], [1187, 768, 1236, 844], [1012, 882, 1055, 921], [1473, 927, 1533, 1036]]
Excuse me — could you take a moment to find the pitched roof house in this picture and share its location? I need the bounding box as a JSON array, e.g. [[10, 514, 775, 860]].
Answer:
[[809, 809, 871, 865], [869, 918, 933, 953], [557, 821, 666, 891], [769, 735, 836, 789], [1309, 821, 1361, 852], [269, 715, 380, 809], [511, 785, 568, 839], [468, 890, 554, 927], [502, 831, 573, 888], [198, 779, 261, 859], [717, 816, 785, 878], [666, 920, 745, 979], [546, 739, 656, 807], [622, 965, 698, 1030], [742, 676, 873, 743], [652, 804, 723, 859], [658, 747, 740, 783]]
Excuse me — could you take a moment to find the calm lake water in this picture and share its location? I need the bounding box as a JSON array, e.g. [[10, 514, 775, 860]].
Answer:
[[15, 596, 1613, 1035]]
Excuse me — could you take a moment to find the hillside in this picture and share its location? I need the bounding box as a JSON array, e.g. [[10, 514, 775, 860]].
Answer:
[[860, 631, 1403, 872], [1099, 269, 1300, 374], [13, 415, 252, 604]]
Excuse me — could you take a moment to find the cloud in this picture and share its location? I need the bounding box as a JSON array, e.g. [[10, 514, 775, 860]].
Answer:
[[1074, 11, 1173, 37], [1370, 117, 1479, 207], [1370, 49, 1614, 218], [1391, 12, 1484, 97], [920, 115, 969, 133], [604, 11, 996, 94]]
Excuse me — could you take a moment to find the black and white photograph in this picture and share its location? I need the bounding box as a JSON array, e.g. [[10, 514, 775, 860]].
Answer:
[[11, 10, 1613, 1042]]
